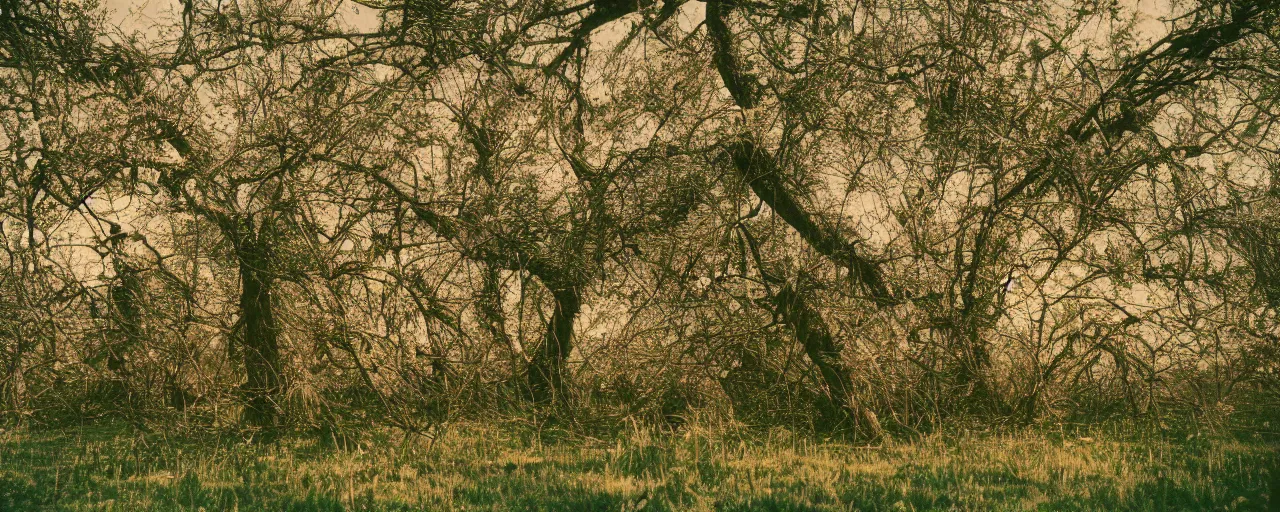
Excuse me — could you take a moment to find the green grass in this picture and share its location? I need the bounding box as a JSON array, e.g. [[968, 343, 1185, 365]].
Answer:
[[0, 421, 1274, 511]]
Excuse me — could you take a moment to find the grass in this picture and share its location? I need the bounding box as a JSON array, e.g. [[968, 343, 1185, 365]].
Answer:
[[0, 420, 1275, 511]]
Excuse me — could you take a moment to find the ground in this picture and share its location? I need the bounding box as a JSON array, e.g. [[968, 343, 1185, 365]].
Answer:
[[0, 421, 1274, 511]]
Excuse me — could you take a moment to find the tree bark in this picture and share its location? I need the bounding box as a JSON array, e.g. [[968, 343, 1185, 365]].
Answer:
[[480, 265, 526, 366], [106, 231, 142, 382], [1, 332, 28, 416], [773, 278, 882, 439], [526, 283, 581, 403], [102, 254, 143, 407], [738, 226, 881, 437], [235, 216, 284, 428], [950, 312, 996, 410], [726, 140, 891, 302]]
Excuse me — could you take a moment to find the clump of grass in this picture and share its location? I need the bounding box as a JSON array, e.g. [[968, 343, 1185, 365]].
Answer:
[[0, 421, 1273, 511]]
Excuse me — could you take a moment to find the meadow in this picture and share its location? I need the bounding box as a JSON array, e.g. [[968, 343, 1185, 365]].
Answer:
[[0, 421, 1275, 511]]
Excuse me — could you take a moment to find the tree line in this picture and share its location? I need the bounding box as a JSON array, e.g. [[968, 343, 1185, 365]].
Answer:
[[2, 0, 1279, 438]]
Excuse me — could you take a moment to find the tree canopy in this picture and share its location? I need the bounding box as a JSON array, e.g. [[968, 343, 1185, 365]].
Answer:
[[2, 0, 1279, 437]]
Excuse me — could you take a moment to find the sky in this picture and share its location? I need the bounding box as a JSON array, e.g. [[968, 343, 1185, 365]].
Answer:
[[102, 0, 383, 37], [100, 0, 1174, 41]]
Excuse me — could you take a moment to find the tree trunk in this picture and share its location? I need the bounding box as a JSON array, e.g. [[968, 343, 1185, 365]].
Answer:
[[99, 256, 144, 410], [1, 334, 27, 417], [236, 217, 284, 428], [950, 302, 1003, 413], [480, 265, 526, 366], [2, 251, 38, 418], [526, 283, 580, 403], [773, 279, 882, 439], [107, 255, 142, 380]]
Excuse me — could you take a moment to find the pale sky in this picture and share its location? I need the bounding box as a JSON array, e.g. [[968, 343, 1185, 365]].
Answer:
[[102, 0, 382, 37], [100, 0, 1174, 42]]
